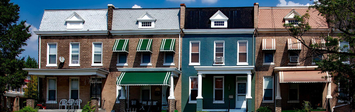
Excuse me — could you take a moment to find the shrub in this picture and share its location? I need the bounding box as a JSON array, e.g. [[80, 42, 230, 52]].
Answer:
[[82, 101, 96, 112], [257, 106, 272, 112], [16, 106, 38, 112]]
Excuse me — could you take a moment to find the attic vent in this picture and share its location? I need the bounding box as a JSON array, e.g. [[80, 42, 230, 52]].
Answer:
[[66, 12, 85, 30], [210, 10, 228, 28]]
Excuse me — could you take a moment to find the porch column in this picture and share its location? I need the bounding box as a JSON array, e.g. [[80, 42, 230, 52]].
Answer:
[[326, 75, 332, 99], [168, 75, 176, 112], [246, 72, 252, 99], [196, 73, 203, 111], [119, 86, 126, 112], [275, 73, 282, 112]]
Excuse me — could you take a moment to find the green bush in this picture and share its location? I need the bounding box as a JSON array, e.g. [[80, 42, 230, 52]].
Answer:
[[82, 101, 96, 112], [257, 106, 272, 112], [16, 106, 38, 112]]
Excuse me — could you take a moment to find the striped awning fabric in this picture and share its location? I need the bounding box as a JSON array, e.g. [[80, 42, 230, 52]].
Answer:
[[279, 71, 330, 83], [117, 72, 171, 86], [137, 39, 152, 52], [288, 38, 302, 50], [112, 39, 129, 52], [160, 39, 175, 52], [262, 38, 276, 50]]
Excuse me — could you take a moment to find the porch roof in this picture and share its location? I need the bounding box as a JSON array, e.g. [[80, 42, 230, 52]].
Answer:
[[23, 68, 109, 78], [194, 66, 254, 74], [117, 71, 171, 86], [274, 66, 330, 83]]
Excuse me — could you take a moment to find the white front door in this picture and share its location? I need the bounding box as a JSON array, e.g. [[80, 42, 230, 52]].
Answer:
[[236, 76, 247, 109]]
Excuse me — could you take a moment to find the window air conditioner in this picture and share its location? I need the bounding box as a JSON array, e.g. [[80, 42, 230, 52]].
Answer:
[[215, 56, 224, 64], [289, 56, 299, 63]]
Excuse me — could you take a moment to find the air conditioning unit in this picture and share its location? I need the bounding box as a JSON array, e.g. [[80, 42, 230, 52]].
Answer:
[[289, 56, 299, 63], [215, 56, 224, 64]]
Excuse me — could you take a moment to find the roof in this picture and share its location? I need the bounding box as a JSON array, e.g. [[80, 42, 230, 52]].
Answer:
[[185, 7, 254, 29], [258, 7, 328, 29], [39, 9, 107, 31], [112, 9, 180, 30]]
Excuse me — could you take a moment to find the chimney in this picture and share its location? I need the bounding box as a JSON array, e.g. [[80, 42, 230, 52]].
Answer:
[[107, 4, 115, 31], [180, 3, 186, 29], [254, 2, 259, 28]]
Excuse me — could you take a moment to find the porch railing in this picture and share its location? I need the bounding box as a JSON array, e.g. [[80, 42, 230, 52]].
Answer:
[[126, 99, 162, 112]]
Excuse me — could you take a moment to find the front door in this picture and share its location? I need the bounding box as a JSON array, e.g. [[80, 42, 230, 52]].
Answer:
[[236, 76, 247, 109]]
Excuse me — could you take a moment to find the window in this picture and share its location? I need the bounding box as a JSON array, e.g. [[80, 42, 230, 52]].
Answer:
[[214, 41, 224, 65], [116, 85, 122, 103], [70, 78, 79, 99], [189, 76, 198, 103], [47, 78, 57, 103], [288, 84, 299, 103], [289, 51, 299, 63], [264, 52, 274, 65], [338, 81, 349, 103], [312, 54, 322, 65], [47, 43, 57, 66], [214, 21, 225, 26], [141, 53, 152, 66], [137, 13, 155, 28], [164, 52, 174, 66], [237, 41, 248, 65], [70, 43, 80, 66], [340, 41, 350, 64], [210, 10, 228, 28], [263, 76, 273, 102], [288, 20, 299, 25], [92, 42, 102, 66], [142, 22, 152, 27], [117, 53, 128, 66], [190, 41, 200, 65], [214, 76, 224, 103]]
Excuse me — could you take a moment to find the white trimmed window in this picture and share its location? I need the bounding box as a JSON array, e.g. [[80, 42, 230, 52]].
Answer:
[[47, 78, 57, 104], [339, 41, 350, 64], [92, 42, 103, 66], [70, 43, 80, 66], [210, 10, 228, 28], [137, 13, 155, 28], [263, 51, 274, 65], [189, 76, 198, 103], [164, 52, 175, 66], [65, 12, 84, 30], [288, 84, 299, 103], [117, 53, 128, 66], [289, 51, 299, 63], [214, 41, 225, 65], [237, 41, 248, 65], [47, 43, 57, 66], [70, 78, 79, 99], [213, 76, 224, 103], [141, 53, 152, 66], [263, 76, 273, 103], [189, 41, 200, 65], [116, 85, 122, 103]]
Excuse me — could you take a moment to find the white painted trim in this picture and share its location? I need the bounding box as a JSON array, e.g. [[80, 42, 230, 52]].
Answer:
[[189, 41, 200, 66], [214, 41, 225, 65], [69, 77, 80, 99], [237, 40, 248, 65], [46, 77, 57, 104], [117, 53, 128, 67], [24, 68, 109, 78], [39, 36, 41, 68], [69, 42, 80, 66], [116, 85, 122, 103], [34, 31, 108, 36], [189, 76, 198, 104], [236, 76, 247, 108], [262, 76, 274, 103], [46, 43, 57, 67], [213, 76, 224, 104], [263, 51, 275, 65], [183, 29, 255, 34], [274, 66, 319, 71], [211, 20, 228, 28], [140, 53, 152, 66], [92, 42, 103, 66], [163, 52, 175, 66], [110, 30, 180, 35]]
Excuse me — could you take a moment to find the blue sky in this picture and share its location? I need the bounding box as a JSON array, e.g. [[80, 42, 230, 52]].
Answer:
[[11, 0, 315, 61]]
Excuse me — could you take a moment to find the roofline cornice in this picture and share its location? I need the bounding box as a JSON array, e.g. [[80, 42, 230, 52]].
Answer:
[[260, 6, 312, 9], [110, 29, 180, 35], [183, 29, 255, 34], [257, 28, 330, 33], [34, 31, 108, 36]]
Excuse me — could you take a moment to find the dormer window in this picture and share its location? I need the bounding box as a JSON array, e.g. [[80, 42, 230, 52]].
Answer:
[[137, 13, 156, 28], [288, 20, 299, 25], [65, 12, 84, 30], [284, 9, 301, 26], [210, 10, 228, 28]]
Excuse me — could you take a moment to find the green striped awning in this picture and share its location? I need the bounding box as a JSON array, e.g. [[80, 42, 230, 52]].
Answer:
[[117, 72, 171, 86], [160, 39, 175, 52], [137, 39, 152, 52], [112, 39, 129, 52]]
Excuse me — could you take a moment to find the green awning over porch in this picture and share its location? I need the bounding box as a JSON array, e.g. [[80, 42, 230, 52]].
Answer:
[[160, 39, 175, 52], [136, 39, 152, 52], [112, 39, 129, 52], [117, 72, 170, 86]]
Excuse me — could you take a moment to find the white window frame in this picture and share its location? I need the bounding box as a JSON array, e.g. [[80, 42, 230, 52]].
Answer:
[[116, 53, 128, 66], [214, 41, 225, 65], [92, 42, 103, 66], [116, 85, 122, 103], [263, 51, 275, 65], [138, 21, 155, 28], [163, 52, 175, 66], [46, 77, 57, 104], [69, 77, 80, 99], [288, 51, 300, 65], [339, 41, 350, 64], [237, 40, 248, 65], [287, 84, 299, 103], [46, 43, 57, 67], [211, 20, 228, 28], [189, 76, 198, 104], [140, 53, 152, 66], [69, 42, 80, 66], [189, 41, 200, 66], [213, 76, 224, 104], [263, 76, 274, 103]]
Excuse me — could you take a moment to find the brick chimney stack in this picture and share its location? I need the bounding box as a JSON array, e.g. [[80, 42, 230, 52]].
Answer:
[[107, 4, 115, 31], [180, 3, 186, 29], [254, 2, 259, 28]]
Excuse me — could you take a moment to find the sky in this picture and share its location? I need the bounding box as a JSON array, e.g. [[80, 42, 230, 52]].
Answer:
[[11, 0, 316, 61]]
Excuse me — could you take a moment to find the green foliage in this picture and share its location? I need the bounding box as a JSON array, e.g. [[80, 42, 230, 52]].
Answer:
[[24, 56, 38, 99], [82, 101, 96, 112], [257, 106, 272, 112], [0, 0, 31, 96], [16, 106, 38, 112]]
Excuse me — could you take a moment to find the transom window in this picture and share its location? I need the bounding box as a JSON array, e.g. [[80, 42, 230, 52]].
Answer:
[[70, 43, 80, 66], [189, 76, 198, 103], [214, 76, 224, 103], [190, 41, 200, 65]]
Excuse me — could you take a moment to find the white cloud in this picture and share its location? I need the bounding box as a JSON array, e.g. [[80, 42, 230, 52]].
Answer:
[[277, 0, 311, 6], [166, 0, 195, 3], [132, 4, 142, 8], [24, 23, 38, 51], [201, 0, 218, 4]]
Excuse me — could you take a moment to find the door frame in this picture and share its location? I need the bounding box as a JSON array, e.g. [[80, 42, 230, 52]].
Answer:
[[140, 86, 151, 101], [236, 76, 247, 109]]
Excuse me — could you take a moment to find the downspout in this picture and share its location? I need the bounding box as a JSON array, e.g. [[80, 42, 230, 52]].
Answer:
[[178, 33, 181, 70], [38, 35, 41, 69]]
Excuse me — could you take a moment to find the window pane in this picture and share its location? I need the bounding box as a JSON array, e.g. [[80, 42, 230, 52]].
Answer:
[[340, 41, 349, 52], [72, 55, 79, 64], [313, 54, 322, 62], [238, 83, 246, 94], [142, 22, 152, 27], [264, 77, 273, 89], [71, 90, 78, 99], [165, 53, 174, 63], [216, 48, 223, 52], [142, 53, 150, 63], [216, 43, 223, 47], [239, 42, 247, 52], [191, 43, 199, 52], [191, 90, 197, 100], [49, 44, 56, 54], [118, 54, 127, 63], [264, 89, 272, 100], [215, 78, 223, 89], [49, 90, 56, 100], [49, 55, 56, 64], [49, 79, 56, 90], [94, 43, 102, 53], [191, 78, 198, 89], [239, 53, 247, 62], [71, 79, 79, 90], [71, 44, 79, 53], [215, 90, 223, 100], [94, 54, 101, 63], [191, 53, 199, 63], [216, 53, 223, 57], [264, 53, 273, 63], [214, 21, 224, 26], [289, 89, 298, 100]]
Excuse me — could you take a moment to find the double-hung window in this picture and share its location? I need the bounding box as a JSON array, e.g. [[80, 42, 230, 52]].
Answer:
[[190, 41, 200, 65], [237, 41, 248, 65], [117, 53, 128, 66], [164, 52, 174, 66], [70, 43, 80, 66], [214, 41, 224, 65], [189, 76, 198, 103], [70, 78, 79, 99], [47, 43, 57, 66], [263, 76, 273, 102], [141, 53, 152, 66], [92, 42, 103, 66], [214, 76, 224, 103], [47, 78, 57, 103], [288, 84, 299, 103], [264, 52, 274, 65], [312, 54, 323, 65], [340, 41, 350, 64]]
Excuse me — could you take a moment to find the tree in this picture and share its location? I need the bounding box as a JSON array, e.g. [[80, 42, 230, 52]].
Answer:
[[0, 0, 31, 96], [24, 56, 38, 100], [284, 0, 355, 110]]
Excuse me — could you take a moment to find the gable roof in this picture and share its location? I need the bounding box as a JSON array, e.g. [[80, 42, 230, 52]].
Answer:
[[210, 10, 229, 20], [39, 9, 107, 31], [112, 9, 180, 30], [185, 7, 254, 29], [283, 9, 301, 19], [137, 12, 156, 21], [65, 12, 85, 22]]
